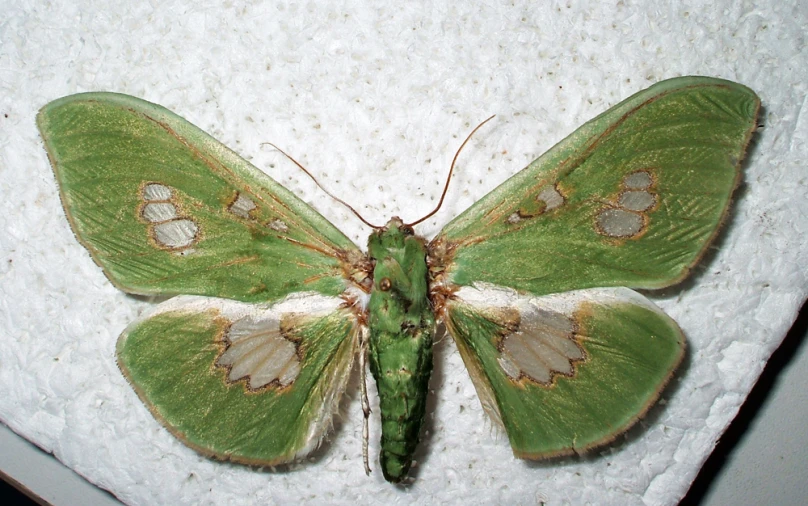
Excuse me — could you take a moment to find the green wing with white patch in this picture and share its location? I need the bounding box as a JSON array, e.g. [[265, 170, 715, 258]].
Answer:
[[445, 286, 683, 458], [38, 93, 364, 303], [431, 77, 760, 296], [117, 294, 358, 465]]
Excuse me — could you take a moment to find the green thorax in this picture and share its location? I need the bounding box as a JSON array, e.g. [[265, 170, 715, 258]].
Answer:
[[366, 217, 435, 483]]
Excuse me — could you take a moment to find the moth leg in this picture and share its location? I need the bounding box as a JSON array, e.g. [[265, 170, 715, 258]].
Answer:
[[359, 326, 372, 475]]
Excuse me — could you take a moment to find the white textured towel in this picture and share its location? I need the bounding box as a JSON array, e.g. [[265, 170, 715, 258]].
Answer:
[[1, 1, 806, 505]]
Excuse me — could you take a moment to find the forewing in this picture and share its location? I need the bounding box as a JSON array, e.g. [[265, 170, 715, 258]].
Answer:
[[432, 77, 760, 295], [38, 93, 364, 302], [445, 285, 684, 458], [116, 294, 359, 465]]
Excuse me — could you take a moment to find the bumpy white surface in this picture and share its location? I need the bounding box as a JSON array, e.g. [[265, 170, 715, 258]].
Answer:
[[1, 1, 806, 505]]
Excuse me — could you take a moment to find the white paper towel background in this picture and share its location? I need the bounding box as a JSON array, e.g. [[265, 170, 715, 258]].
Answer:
[[1, 1, 806, 505]]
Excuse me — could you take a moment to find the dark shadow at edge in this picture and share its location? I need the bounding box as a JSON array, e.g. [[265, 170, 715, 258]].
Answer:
[[680, 299, 808, 505], [0, 469, 44, 506], [0, 423, 121, 506]]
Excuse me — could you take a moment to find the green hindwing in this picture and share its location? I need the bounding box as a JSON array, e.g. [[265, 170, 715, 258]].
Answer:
[[432, 77, 759, 462], [116, 294, 358, 465], [444, 286, 684, 458], [38, 93, 365, 302]]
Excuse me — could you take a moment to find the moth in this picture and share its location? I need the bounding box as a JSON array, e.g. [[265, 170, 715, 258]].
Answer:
[[38, 77, 759, 483]]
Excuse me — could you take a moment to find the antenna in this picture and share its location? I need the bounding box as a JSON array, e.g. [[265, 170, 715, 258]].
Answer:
[[406, 115, 496, 227], [262, 142, 381, 229], [265, 114, 495, 231]]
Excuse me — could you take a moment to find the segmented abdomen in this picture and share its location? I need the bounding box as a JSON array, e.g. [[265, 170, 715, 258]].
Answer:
[[368, 320, 434, 482]]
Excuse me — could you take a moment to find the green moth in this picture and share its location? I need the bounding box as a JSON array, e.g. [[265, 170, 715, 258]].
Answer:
[[37, 77, 759, 483]]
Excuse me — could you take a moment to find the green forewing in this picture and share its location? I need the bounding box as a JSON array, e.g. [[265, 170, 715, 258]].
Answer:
[[117, 297, 357, 464], [446, 289, 684, 458], [435, 77, 760, 296], [38, 93, 360, 302]]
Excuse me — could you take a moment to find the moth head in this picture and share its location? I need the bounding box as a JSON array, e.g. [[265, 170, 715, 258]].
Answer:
[[367, 217, 429, 297], [368, 217, 412, 256]]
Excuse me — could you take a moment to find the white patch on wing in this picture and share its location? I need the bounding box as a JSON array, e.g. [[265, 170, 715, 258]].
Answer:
[[455, 283, 663, 314], [228, 193, 257, 219], [504, 184, 565, 226], [267, 218, 289, 232], [596, 208, 644, 237], [142, 202, 178, 222], [143, 183, 172, 201], [139, 182, 200, 251], [498, 306, 583, 384], [595, 170, 657, 238], [153, 219, 199, 248], [619, 190, 656, 212], [623, 170, 653, 189], [536, 184, 564, 211], [217, 315, 301, 389]]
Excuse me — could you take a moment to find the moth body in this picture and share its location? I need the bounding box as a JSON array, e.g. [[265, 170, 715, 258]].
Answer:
[[366, 217, 435, 482]]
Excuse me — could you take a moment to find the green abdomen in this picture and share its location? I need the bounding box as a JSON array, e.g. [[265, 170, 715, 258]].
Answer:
[[366, 219, 435, 482], [368, 316, 434, 482]]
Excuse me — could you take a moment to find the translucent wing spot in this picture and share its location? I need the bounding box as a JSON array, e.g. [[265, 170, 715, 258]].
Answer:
[[594, 171, 657, 238], [139, 182, 201, 252], [228, 193, 257, 219], [142, 183, 173, 201], [497, 307, 584, 385], [595, 208, 644, 238], [216, 315, 301, 390], [505, 184, 565, 225], [153, 219, 199, 249], [618, 190, 657, 212], [142, 202, 178, 223], [225, 192, 290, 234], [536, 184, 564, 211], [267, 218, 289, 232], [623, 170, 653, 189], [506, 213, 522, 224]]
